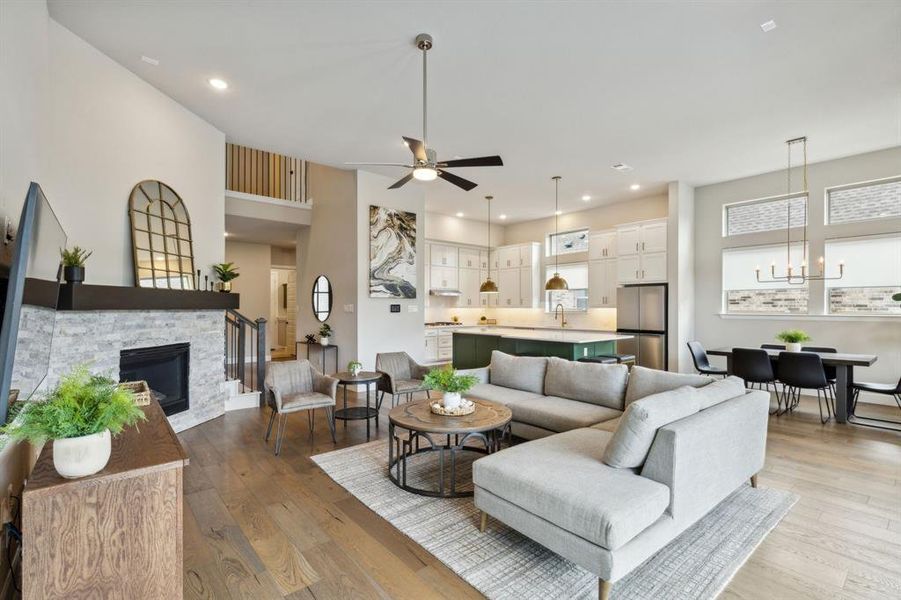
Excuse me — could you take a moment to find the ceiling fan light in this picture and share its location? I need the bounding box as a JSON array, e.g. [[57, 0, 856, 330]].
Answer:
[[413, 167, 438, 181], [479, 278, 499, 294], [545, 273, 569, 291]]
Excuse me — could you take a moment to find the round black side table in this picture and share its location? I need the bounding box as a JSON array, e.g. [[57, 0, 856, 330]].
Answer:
[[333, 371, 382, 440]]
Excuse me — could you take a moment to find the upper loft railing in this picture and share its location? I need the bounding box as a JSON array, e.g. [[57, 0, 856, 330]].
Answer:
[[226, 143, 308, 203]]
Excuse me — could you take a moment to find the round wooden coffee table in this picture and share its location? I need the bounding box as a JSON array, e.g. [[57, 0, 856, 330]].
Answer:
[[387, 398, 512, 498]]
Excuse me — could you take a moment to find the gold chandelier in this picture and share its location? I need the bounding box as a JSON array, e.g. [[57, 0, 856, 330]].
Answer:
[[480, 195, 499, 293], [545, 176, 568, 291], [755, 136, 844, 285]]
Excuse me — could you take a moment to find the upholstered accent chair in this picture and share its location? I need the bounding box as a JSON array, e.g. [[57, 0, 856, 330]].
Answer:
[[264, 359, 338, 455], [375, 352, 437, 408]]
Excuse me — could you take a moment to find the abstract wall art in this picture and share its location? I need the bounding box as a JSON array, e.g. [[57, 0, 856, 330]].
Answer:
[[369, 205, 417, 298]]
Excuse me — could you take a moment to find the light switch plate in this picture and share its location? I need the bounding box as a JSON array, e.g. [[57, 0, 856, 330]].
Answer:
[[343, 304, 354, 313], [408, 305, 418, 312]]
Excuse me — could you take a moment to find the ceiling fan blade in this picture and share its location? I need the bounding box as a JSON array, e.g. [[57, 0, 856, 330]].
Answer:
[[402, 136, 428, 163], [388, 173, 415, 189], [344, 162, 413, 167], [438, 170, 478, 191], [437, 155, 504, 168]]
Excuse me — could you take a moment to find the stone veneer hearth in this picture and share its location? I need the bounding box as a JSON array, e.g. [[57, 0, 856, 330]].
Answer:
[[12, 306, 226, 432]]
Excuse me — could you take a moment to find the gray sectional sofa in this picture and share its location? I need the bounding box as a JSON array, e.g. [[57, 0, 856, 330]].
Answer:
[[462, 351, 768, 599]]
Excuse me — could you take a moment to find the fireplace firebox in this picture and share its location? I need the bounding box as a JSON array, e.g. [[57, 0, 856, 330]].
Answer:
[[120, 343, 189, 416]]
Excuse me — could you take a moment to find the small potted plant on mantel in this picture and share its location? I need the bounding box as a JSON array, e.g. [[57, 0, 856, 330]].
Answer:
[[423, 365, 479, 411], [2, 366, 146, 478], [319, 323, 333, 346], [212, 262, 240, 292], [775, 329, 812, 353], [59, 246, 93, 284]]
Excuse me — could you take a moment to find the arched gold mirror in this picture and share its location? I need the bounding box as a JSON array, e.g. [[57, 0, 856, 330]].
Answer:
[[128, 180, 196, 289]]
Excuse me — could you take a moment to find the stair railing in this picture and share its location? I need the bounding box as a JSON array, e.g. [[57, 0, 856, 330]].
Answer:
[[225, 310, 267, 403]]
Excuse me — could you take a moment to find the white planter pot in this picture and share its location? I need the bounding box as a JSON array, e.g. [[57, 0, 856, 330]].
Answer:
[[53, 429, 111, 479], [443, 392, 462, 410], [350, 365, 361, 376], [786, 342, 802, 352], [320, 337, 329, 346]]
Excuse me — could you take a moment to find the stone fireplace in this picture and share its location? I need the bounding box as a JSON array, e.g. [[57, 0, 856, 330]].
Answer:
[[120, 342, 190, 416]]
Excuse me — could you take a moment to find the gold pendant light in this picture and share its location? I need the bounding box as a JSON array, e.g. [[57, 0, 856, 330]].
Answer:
[[545, 176, 568, 291], [480, 195, 499, 293]]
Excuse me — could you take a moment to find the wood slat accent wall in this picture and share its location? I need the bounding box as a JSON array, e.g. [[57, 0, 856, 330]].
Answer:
[[225, 143, 307, 202]]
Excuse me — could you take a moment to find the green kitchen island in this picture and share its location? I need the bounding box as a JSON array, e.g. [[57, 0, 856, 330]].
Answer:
[[452, 327, 634, 369]]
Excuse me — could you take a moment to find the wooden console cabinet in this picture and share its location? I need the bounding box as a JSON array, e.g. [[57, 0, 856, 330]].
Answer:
[[22, 400, 188, 599]]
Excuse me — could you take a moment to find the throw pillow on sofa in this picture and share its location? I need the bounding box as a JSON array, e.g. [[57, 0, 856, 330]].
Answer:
[[544, 356, 629, 410], [489, 351, 548, 395], [602, 386, 701, 469], [695, 376, 746, 410], [624, 366, 713, 406]]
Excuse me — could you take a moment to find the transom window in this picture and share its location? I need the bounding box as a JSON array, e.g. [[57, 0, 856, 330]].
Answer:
[[545, 263, 588, 312], [548, 228, 589, 256], [827, 177, 901, 225], [723, 193, 807, 237]]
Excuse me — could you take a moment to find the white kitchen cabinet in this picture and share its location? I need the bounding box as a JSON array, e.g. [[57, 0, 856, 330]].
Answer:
[[498, 269, 519, 307], [430, 265, 458, 290], [457, 268, 481, 307], [640, 221, 667, 253], [498, 246, 520, 269], [589, 231, 617, 260], [640, 251, 668, 282], [479, 270, 492, 306], [424, 331, 438, 361], [489, 249, 499, 270], [519, 244, 534, 267], [430, 244, 458, 267], [589, 259, 618, 307], [617, 255, 641, 284], [479, 250, 489, 270], [616, 226, 641, 256], [459, 247, 481, 269], [519, 266, 534, 307]]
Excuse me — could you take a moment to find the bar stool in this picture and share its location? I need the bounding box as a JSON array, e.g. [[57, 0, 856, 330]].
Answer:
[[731, 348, 781, 414], [687, 341, 727, 377], [776, 352, 835, 424], [577, 356, 618, 365], [592, 353, 636, 366], [851, 376, 901, 431]]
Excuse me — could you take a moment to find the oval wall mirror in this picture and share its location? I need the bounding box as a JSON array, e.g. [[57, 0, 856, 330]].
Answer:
[[312, 275, 332, 322]]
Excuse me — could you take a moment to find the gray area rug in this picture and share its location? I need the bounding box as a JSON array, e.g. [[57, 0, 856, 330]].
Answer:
[[312, 441, 797, 600]]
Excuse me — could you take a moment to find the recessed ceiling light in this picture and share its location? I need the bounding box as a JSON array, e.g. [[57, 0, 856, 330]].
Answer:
[[630, 184, 641, 191], [555, 210, 562, 216], [140, 55, 159, 66], [760, 20, 777, 32], [611, 163, 633, 172], [455, 212, 464, 218], [208, 78, 228, 90], [499, 214, 507, 220], [581, 194, 591, 201]]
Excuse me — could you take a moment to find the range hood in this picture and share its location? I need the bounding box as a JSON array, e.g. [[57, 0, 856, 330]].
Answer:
[[429, 288, 462, 297]]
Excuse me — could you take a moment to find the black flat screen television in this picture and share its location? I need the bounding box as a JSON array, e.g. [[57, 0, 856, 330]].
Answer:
[[0, 182, 66, 423]]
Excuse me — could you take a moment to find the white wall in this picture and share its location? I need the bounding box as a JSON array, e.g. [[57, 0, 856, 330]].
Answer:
[[41, 20, 225, 286], [668, 182, 695, 372], [225, 240, 271, 320], [694, 146, 901, 403], [296, 163, 357, 369], [425, 211, 505, 247], [356, 171, 426, 367]]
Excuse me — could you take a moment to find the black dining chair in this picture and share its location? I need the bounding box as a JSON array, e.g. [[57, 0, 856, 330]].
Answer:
[[851, 375, 901, 431], [801, 346, 837, 387], [687, 341, 728, 377], [776, 352, 835, 424], [731, 348, 781, 413]]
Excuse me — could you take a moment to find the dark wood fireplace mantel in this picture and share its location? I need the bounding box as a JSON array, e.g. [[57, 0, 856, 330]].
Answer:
[[57, 282, 239, 311]]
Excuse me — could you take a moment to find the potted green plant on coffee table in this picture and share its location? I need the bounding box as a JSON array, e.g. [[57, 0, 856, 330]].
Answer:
[[423, 365, 479, 411], [775, 329, 811, 353], [60, 246, 93, 284], [212, 262, 240, 292], [2, 366, 146, 478]]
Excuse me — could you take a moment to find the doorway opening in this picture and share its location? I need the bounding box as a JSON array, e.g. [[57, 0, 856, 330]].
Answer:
[[270, 267, 297, 360]]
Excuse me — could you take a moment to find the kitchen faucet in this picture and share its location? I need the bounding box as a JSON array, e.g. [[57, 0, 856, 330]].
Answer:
[[554, 303, 568, 328]]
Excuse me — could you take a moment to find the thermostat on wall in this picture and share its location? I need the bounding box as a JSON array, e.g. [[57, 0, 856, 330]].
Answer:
[[390, 304, 401, 313]]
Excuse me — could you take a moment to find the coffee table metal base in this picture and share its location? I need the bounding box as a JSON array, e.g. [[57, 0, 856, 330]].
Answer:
[[388, 423, 511, 498]]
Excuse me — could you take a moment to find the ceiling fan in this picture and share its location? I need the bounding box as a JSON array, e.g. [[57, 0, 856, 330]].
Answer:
[[346, 33, 503, 191]]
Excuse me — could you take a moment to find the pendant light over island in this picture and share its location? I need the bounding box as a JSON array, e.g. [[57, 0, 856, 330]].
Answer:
[[545, 176, 569, 291]]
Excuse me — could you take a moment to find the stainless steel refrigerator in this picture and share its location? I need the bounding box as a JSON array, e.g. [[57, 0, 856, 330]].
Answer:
[[616, 283, 668, 370]]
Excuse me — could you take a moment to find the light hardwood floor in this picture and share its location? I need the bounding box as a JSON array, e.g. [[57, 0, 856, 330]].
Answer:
[[180, 394, 901, 600]]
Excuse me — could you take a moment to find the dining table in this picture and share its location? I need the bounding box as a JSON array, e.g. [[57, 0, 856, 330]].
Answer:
[[707, 347, 878, 424]]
